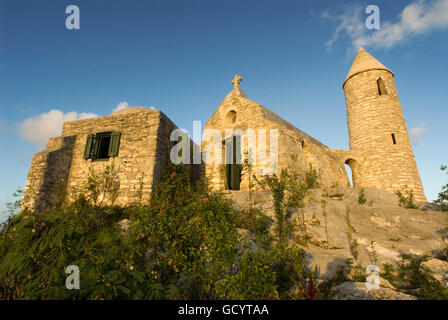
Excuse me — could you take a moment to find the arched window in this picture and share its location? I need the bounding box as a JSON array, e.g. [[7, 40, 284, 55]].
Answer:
[[225, 110, 236, 124], [377, 78, 388, 95]]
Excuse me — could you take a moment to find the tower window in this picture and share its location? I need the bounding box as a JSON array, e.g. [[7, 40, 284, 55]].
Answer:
[[391, 133, 397, 145], [377, 78, 388, 95]]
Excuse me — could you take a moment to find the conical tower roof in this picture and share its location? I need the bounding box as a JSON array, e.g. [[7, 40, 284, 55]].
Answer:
[[343, 48, 393, 86]]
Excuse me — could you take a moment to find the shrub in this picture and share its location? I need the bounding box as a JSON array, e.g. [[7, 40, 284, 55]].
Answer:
[[0, 160, 325, 300], [395, 187, 419, 209], [358, 188, 367, 205], [345, 208, 358, 260], [304, 164, 321, 189], [434, 165, 448, 211], [254, 170, 289, 243], [396, 254, 448, 300]]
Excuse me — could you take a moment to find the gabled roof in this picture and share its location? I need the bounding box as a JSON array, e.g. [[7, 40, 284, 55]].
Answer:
[[343, 48, 393, 86]]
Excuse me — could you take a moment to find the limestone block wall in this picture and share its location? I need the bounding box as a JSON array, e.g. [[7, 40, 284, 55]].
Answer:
[[203, 93, 349, 191], [62, 109, 177, 206], [22, 108, 202, 212], [344, 69, 426, 201], [21, 136, 76, 212]]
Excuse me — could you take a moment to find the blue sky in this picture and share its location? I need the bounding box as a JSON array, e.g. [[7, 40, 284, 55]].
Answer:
[[0, 0, 447, 215]]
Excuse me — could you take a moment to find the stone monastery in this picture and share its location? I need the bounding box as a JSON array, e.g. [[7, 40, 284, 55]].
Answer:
[[21, 48, 427, 212]]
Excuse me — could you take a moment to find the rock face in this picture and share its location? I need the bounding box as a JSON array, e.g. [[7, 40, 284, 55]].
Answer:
[[422, 259, 448, 289], [227, 188, 448, 279], [333, 281, 416, 300]]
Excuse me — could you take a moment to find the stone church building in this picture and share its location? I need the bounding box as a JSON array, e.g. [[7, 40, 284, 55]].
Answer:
[[21, 48, 427, 212]]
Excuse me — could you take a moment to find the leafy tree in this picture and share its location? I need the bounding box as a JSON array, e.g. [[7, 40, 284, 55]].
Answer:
[[435, 165, 448, 211]]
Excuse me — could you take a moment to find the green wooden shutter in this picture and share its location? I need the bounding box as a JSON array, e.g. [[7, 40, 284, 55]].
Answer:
[[108, 131, 121, 157], [83, 134, 94, 159]]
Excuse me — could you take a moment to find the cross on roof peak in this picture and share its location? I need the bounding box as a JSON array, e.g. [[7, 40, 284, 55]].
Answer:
[[232, 74, 242, 89]]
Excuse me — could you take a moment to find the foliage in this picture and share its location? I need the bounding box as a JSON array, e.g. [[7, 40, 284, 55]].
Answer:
[[303, 164, 321, 189], [395, 187, 419, 209], [345, 208, 358, 260], [85, 162, 120, 206], [378, 255, 448, 300], [380, 263, 396, 284], [434, 165, 448, 211], [241, 151, 256, 229], [358, 188, 367, 205], [0, 203, 136, 299], [368, 241, 378, 265], [321, 200, 329, 245], [253, 170, 289, 243], [4, 187, 23, 217], [396, 254, 448, 300], [0, 159, 323, 300], [253, 165, 321, 245]]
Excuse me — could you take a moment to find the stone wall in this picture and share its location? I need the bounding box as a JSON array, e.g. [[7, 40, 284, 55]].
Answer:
[[343, 69, 426, 201], [22, 107, 201, 211], [21, 136, 76, 212], [203, 93, 350, 191], [22, 66, 428, 210]]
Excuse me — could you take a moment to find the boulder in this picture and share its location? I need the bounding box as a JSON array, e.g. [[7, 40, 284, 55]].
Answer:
[[333, 281, 416, 300], [422, 258, 448, 288], [225, 188, 448, 278]]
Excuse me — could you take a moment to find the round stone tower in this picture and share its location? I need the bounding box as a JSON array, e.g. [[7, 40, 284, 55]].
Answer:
[[343, 48, 426, 202]]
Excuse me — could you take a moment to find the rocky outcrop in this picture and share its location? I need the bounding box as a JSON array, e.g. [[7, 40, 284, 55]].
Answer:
[[226, 187, 448, 280], [333, 280, 416, 300], [422, 259, 448, 289]]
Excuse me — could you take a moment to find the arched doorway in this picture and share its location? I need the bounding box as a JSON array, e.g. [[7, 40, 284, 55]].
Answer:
[[344, 158, 360, 187], [344, 163, 353, 187]]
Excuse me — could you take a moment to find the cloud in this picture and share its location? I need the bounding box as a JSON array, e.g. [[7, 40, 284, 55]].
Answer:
[[324, 0, 448, 52], [20, 110, 97, 147], [113, 101, 129, 112], [323, 4, 365, 52], [409, 125, 429, 145]]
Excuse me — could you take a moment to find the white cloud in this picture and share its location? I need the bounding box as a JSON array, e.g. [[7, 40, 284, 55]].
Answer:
[[20, 110, 97, 147], [113, 101, 129, 112], [409, 125, 429, 145], [324, 0, 448, 51]]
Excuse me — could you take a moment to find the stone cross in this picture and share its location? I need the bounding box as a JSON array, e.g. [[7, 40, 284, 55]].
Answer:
[[232, 74, 242, 90]]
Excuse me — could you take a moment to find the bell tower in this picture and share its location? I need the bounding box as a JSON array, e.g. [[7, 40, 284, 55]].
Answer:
[[343, 48, 426, 202]]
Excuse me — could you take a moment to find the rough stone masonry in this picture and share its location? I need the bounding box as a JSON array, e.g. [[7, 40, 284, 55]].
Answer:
[[21, 48, 427, 211]]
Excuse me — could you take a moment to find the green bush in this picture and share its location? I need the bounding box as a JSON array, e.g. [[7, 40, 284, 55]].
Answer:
[[434, 165, 448, 211], [396, 254, 448, 300], [395, 188, 419, 209], [0, 160, 320, 300], [358, 188, 367, 205]]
